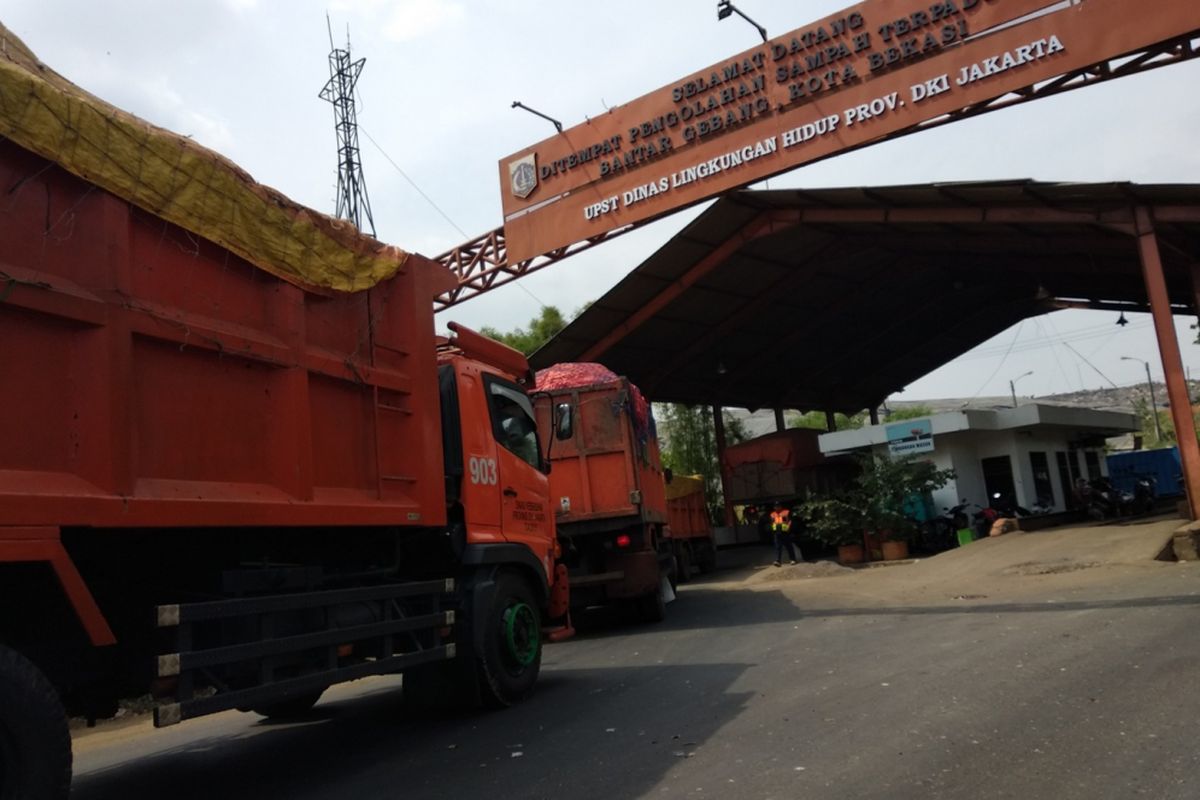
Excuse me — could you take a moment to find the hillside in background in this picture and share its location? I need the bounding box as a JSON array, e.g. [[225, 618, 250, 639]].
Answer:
[[726, 382, 1197, 439]]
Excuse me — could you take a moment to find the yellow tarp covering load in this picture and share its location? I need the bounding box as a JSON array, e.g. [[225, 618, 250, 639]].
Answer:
[[0, 22, 407, 293], [664, 474, 706, 501]]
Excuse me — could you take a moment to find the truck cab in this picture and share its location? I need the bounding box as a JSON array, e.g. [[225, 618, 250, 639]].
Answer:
[[437, 323, 559, 589]]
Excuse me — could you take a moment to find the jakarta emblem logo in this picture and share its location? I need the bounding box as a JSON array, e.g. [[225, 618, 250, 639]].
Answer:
[[509, 154, 538, 199]]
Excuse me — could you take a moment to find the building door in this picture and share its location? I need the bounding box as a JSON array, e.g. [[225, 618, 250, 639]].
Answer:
[[1055, 451, 1077, 509], [980, 455, 1017, 508]]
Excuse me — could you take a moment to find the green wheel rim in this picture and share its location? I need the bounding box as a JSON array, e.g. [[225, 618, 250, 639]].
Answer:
[[502, 602, 539, 668]]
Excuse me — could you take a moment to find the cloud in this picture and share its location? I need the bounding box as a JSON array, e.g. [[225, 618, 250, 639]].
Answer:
[[138, 74, 235, 152], [330, 0, 465, 42]]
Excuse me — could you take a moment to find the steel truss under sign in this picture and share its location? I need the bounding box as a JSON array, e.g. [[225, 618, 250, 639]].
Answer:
[[435, 1, 1200, 310]]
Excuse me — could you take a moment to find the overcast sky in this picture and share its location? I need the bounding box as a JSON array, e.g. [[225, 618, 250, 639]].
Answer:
[[7, 1, 1200, 404]]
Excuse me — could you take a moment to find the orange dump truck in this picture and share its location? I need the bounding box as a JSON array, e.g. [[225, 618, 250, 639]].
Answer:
[[663, 474, 717, 582], [0, 28, 569, 799], [534, 366, 674, 621], [724, 429, 857, 504]]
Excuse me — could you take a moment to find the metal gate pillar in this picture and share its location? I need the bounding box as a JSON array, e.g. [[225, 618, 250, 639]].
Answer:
[[1137, 207, 1200, 519], [713, 404, 736, 527]]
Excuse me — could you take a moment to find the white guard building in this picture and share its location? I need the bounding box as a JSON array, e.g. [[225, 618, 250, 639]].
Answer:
[[817, 405, 1138, 514]]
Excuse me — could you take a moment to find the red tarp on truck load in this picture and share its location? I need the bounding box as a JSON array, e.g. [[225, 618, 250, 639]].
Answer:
[[721, 429, 826, 471], [722, 429, 855, 503], [535, 363, 653, 439]]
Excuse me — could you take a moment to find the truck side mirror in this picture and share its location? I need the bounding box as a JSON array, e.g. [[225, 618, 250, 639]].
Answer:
[[554, 403, 574, 440]]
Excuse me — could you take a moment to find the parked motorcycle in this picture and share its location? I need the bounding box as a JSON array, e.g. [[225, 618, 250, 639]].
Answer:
[[1099, 477, 1137, 516], [944, 501, 971, 531], [919, 502, 968, 552], [971, 501, 1001, 539], [1132, 475, 1158, 515], [989, 491, 1031, 518], [1030, 496, 1055, 515], [1075, 477, 1129, 520], [966, 493, 1030, 537]]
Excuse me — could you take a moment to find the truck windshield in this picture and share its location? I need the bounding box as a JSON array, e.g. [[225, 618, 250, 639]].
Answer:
[[487, 378, 541, 469]]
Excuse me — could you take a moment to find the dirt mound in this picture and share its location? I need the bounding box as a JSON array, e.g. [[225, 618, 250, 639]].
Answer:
[[1002, 559, 1102, 576], [747, 560, 854, 585]]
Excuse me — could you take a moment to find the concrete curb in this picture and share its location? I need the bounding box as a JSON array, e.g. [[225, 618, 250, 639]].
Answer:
[[1172, 521, 1200, 561]]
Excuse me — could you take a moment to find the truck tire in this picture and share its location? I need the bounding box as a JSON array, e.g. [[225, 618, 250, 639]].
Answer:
[[697, 543, 718, 574], [477, 572, 542, 708], [634, 584, 666, 623], [675, 547, 692, 585], [250, 688, 325, 720], [0, 645, 71, 800]]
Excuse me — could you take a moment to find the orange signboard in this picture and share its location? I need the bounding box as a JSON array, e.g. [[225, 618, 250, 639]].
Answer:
[[499, 0, 1200, 263]]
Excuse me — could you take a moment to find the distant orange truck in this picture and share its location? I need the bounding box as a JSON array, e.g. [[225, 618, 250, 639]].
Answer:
[[534, 375, 677, 620], [663, 474, 717, 582]]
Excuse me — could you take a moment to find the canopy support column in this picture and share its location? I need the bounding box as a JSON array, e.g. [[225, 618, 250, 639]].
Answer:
[[713, 404, 735, 527], [1137, 207, 1200, 519], [774, 408, 786, 432], [825, 411, 837, 432]]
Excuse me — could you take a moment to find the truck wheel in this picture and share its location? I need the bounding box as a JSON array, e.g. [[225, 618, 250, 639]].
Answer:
[[697, 544, 718, 574], [634, 584, 667, 623], [0, 645, 71, 800], [675, 547, 692, 585], [250, 688, 325, 720], [477, 573, 542, 708]]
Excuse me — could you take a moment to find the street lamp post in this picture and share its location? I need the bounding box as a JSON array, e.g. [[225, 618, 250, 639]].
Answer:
[[1009, 370, 1033, 408], [717, 1, 768, 42], [1122, 356, 1164, 443]]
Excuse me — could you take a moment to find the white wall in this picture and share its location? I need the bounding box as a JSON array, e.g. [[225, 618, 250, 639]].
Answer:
[[875, 427, 1111, 515]]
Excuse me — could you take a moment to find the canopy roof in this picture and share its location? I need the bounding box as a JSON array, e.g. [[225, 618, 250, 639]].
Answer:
[[531, 180, 1200, 413]]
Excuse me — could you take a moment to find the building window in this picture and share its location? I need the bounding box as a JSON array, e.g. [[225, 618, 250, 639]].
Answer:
[[1056, 451, 1078, 509], [1030, 451, 1055, 508], [1084, 450, 1102, 481]]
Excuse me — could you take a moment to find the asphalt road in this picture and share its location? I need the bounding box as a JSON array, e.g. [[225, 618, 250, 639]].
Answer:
[[71, 544, 1200, 799]]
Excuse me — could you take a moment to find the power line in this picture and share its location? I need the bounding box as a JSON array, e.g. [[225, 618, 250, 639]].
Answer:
[[1035, 317, 1072, 394], [359, 126, 550, 312], [1061, 341, 1119, 389], [960, 318, 1152, 360], [360, 127, 467, 239], [1043, 312, 1084, 392], [963, 320, 1024, 405]]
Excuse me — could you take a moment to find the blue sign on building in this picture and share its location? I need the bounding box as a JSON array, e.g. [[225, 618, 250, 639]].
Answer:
[[887, 419, 934, 456]]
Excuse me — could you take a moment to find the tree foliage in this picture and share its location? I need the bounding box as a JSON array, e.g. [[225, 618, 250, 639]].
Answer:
[[479, 306, 568, 356], [884, 405, 934, 422], [789, 410, 868, 431], [1131, 396, 1174, 448], [799, 453, 955, 545], [658, 405, 748, 515], [787, 404, 934, 432], [850, 453, 955, 536]]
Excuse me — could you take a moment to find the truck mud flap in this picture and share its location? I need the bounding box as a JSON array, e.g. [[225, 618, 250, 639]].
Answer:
[[154, 579, 456, 727]]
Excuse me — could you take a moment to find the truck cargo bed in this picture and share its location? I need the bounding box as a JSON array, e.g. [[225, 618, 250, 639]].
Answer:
[[0, 142, 453, 529]]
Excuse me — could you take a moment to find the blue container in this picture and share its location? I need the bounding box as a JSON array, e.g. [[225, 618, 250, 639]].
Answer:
[[1106, 447, 1182, 497]]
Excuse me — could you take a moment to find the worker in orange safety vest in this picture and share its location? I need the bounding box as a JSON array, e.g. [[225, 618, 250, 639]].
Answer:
[[769, 501, 797, 567]]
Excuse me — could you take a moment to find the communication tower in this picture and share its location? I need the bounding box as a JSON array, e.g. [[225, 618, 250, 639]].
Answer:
[[319, 20, 375, 237]]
